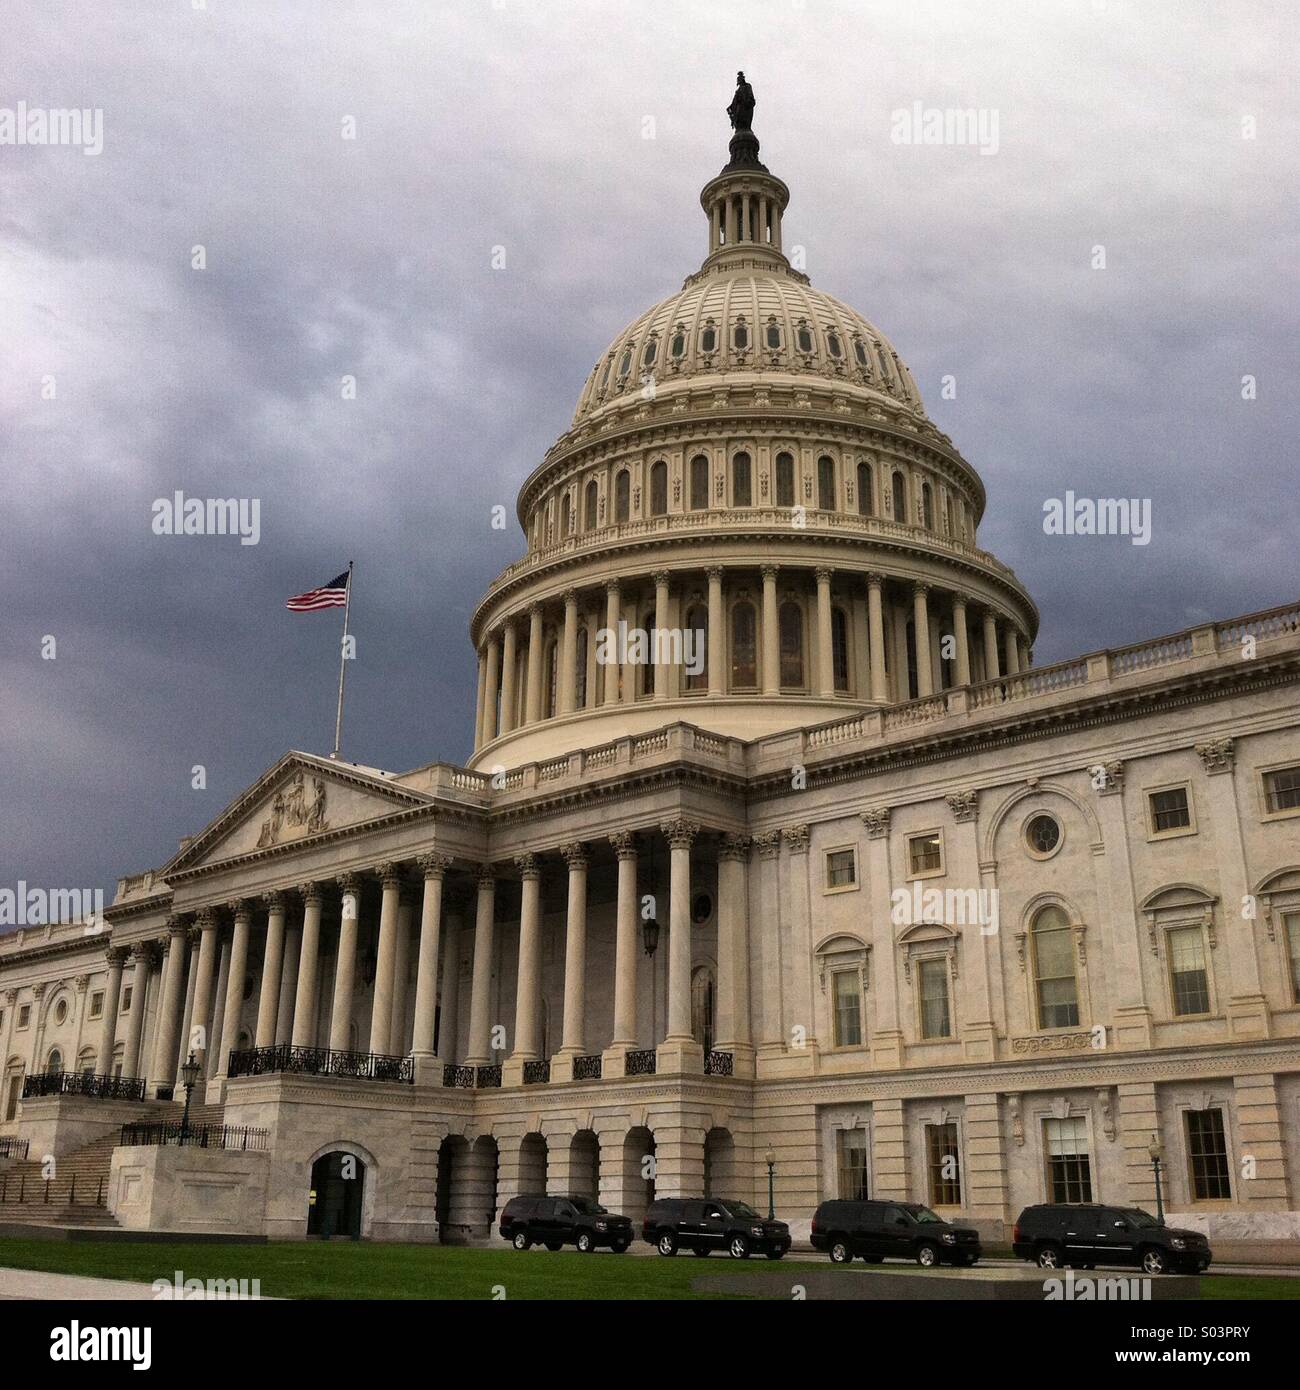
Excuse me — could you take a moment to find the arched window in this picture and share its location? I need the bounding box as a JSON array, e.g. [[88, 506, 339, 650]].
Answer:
[[559, 493, 571, 537], [692, 966, 715, 1052], [853, 337, 869, 369], [690, 455, 709, 511], [545, 640, 558, 718], [921, 481, 934, 531], [670, 328, 686, 359], [766, 319, 781, 350], [796, 322, 813, 354], [730, 602, 757, 689], [684, 603, 708, 692], [779, 600, 804, 688], [700, 322, 717, 354], [891, 470, 908, 522], [617, 347, 632, 378], [584, 478, 599, 531], [768, 452, 792, 507], [733, 318, 749, 351], [78, 1047, 95, 1077], [47, 1048, 63, 1074], [643, 336, 657, 369], [599, 356, 613, 390], [649, 460, 668, 517], [614, 470, 630, 523], [817, 456, 836, 511], [640, 608, 655, 696], [1032, 905, 1080, 1029], [857, 461, 873, 516], [831, 606, 850, 692], [905, 619, 919, 700], [732, 452, 752, 507], [575, 627, 588, 709], [826, 330, 842, 359]]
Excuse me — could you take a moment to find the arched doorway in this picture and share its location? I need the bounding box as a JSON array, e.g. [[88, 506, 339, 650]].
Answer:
[[622, 1126, 656, 1227], [704, 1128, 736, 1198], [519, 1132, 548, 1195], [307, 1150, 365, 1239], [570, 1131, 599, 1202]]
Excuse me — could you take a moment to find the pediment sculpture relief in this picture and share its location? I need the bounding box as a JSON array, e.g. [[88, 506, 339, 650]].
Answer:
[[256, 771, 328, 848]]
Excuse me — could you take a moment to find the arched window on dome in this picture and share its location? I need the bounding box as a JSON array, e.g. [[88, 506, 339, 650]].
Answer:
[[689, 455, 709, 511], [775, 452, 795, 508], [921, 481, 934, 531], [857, 461, 874, 516], [817, 456, 836, 511], [730, 601, 757, 691], [584, 478, 599, 531], [796, 321, 814, 354], [599, 356, 613, 390], [575, 626, 588, 709], [891, 470, 908, 523], [831, 606, 851, 692], [766, 318, 781, 351], [826, 329, 843, 360], [544, 638, 559, 718], [643, 336, 657, 369], [684, 603, 707, 693], [617, 347, 632, 379], [1032, 904, 1080, 1029], [559, 493, 571, 538], [700, 321, 717, 355], [733, 318, 749, 351], [649, 460, 668, 517], [670, 327, 686, 360], [731, 452, 752, 508], [779, 600, 805, 689], [853, 337, 870, 370], [614, 470, 630, 524]]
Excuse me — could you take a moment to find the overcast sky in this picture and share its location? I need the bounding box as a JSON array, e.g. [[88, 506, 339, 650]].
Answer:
[[2, 0, 1295, 907]]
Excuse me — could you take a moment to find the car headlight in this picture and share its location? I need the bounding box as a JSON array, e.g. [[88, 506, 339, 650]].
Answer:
[[751, 1225, 764, 1237], [1170, 1237, 1185, 1249], [941, 1232, 956, 1244], [595, 1221, 608, 1231]]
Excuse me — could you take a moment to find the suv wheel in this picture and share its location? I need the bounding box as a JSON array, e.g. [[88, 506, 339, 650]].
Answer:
[[512, 1230, 530, 1251], [915, 1243, 939, 1268], [728, 1234, 751, 1260], [829, 1239, 852, 1265], [1141, 1247, 1169, 1275], [656, 1231, 678, 1257], [1036, 1243, 1062, 1270], [612, 1239, 629, 1254], [576, 1231, 594, 1253]]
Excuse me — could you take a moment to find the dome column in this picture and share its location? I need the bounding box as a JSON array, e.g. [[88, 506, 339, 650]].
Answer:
[[560, 589, 579, 714], [603, 580, 622, 705], [815, 568, 835, 697], [525, 604, 545, 723], [473, 647, 488, 749], [706, 567, 725, 695], [982, 609, 1000, 681], [481, 632, 501, 745], [952, 597, 972, 686], [1004, 624, 1022, 676], [761, 565, 779, 695], [912, 584, 934, 698], [653, 571, 671, 702], [499, 621, 518, 735], [867, 574, 889, 702]]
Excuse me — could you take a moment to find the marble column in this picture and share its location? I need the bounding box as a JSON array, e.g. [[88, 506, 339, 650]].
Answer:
[[952, 596, 971, 686], [254, 891, 287, 1049], [559, 589, 579, 714], [482, 632, 501, 743], [465, 869, 497, 1065], [328, 874, 361, 1052], [815, 567, 835, 696], [275, 916, 301, 1046], [706, 566, 724, 695], [499, 621, 518, 736], [437, 893, 464, 1062], [660, 819, 700, 1063], [122, 945, 154, 1080], [524, 604, 545, 723], [605, 832, 640, 1069], [411, 854, 451, 1062], [982, 610, 1000, 680], [292, 883, 323, 1048], [173, 928, 200, 1085], [473, 646, 488, 750], [912, 584, 933, 698], [391, 890, 415, 1053], [207, 931, 231, 1072], [151, 918, 188, 1095], [369, 862, 403, 1055], [715, 834, 754, 1073], [557, 843, 589, 1060], [510, 854, 543, 1063], [216, 901, 253, 1080], [761, 565, 779, 694], [603, 580, 621, 705], [1004, 623, 1021, 676], [652, 570, 670, 702], [187, 908, 220, 1076], [867, 574, 888, 702], [96, 948, 127, 1075]]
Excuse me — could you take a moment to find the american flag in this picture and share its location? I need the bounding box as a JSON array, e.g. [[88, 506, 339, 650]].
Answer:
[[286, 570, 350, 612]]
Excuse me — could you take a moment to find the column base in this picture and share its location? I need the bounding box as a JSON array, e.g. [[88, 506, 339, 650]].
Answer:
[[960, 1022, 998, 1063], [655, 1038, 704, 1076], [412, 1052, 440, 1087], [501, 1056, 531, 1087], [1226, 994, 1271, 1040], [549, 1052, 578, 1084], [600, 1044, 634, 1079], [754, 1043, 818, 1079], [1112, 1007, 1154, 1051], [870, 1030, 905, 1070], [714, 1042, 756, 1079], [204, 1078, 227, 1106]]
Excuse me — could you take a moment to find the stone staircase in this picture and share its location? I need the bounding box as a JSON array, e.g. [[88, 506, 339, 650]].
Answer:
[[0, 1098, 227, 1229]]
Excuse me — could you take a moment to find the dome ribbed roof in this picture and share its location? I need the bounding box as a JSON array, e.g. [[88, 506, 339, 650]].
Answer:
[[572, 268, 927, 427]]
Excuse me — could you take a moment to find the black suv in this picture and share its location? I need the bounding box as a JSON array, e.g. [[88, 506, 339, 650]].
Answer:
[[642, 1198, 791, 1259], [810, 1199, 982, 1267], [1013, 1204, 1212, 1274], [498, 1195, 633, 1253]]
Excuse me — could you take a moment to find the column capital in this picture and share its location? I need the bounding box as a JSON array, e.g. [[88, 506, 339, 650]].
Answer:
[[416, 853, 453, 881], [946, 790, 979, 823], [866, 571, 886, 591], [104, 946, 129, 968], [195, 907, 220, 932], [951, 594, 969, 612], [605, 577, 622, 597], [560, 841, 589, 871], [261, 890, 286, 912], [782, 824, 810, 854], [651, 569, 671, 590], [130, 943, 157, 966], [514, 853, 541, 881], [375, 860, 403, 889], [336, 872, 363, 895], [164, 915, 187, 940], [751, 830, 781, 859], [659, 818, 700, 850], [717, 833, 751, 862], [529, 601, 544, 620], [912, 581, 931, 599], [298, 880, 324, 905], [476, 865, 497, 890], [563, 588, 579, 608], [608, 830, 639, 860], [860, 807, 892, 839], [706, 565, 724, 582], [760, 564, 779, 583], [815, 566, 834, 585], [75, 973, 90, 993], [32, 981, 47, 1000]]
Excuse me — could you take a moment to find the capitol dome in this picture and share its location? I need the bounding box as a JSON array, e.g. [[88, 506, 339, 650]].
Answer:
[[466, 97, 1037, 772]]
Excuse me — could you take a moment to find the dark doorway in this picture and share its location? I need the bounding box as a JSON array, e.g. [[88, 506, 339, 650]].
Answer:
[[307, 1151, 365, 1239]]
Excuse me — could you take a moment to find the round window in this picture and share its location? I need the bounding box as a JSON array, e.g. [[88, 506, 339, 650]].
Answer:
[[1025, 814, 1062, 858], [690, 892, 713, 925]]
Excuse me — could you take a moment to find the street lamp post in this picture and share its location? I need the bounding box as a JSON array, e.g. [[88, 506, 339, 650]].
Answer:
[[1148, 1134, 1166, 1225], [179, 1051, 201, 1145], [764, 1145, 776, 1220]]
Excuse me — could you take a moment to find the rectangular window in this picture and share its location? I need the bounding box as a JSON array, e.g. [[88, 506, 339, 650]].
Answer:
[[836, 1128, 869, 1201], [17, 1005, 30, 1030], [908, 831, 943, 877], [1263, 766, 1300, 814], [832, 970, 862, 1048], [122, 985, 133, 1013], [926, 1122, 962, 1206], [1186, 1108, 1232, 1200], [89, 992, 104, 1020], [918, 959, 951, 1039], [1167, 926, 1210, 1015], [825, 848, 857, 890], [1287, 913, 1300, 1004], [1149, 786, 1192, 834], [1044, 1116, 1092, 1203]]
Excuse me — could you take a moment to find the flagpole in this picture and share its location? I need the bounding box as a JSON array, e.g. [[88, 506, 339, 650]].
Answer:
[[331, 561, 354, 759]]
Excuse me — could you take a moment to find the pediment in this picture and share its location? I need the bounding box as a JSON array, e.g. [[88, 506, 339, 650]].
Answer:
[[163, 752, 435, 875]]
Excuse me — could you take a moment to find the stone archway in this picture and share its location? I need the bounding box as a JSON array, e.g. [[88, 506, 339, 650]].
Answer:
[[307, 1150, 366, 1239], [570, 1130, 599, 1202], [704, 1127, 736, 1197], [519, 1131, 548, 1196], [620, 1126, 656, 1226]]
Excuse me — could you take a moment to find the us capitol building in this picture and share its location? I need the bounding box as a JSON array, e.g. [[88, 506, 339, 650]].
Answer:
[[3, 86, 1299, 1250]]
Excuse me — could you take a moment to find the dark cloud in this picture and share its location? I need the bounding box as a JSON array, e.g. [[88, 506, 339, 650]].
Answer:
[[2, 0, 1295, 904]]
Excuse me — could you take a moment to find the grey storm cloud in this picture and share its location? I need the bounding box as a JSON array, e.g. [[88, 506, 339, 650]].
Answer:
[[1, 0, 1296, 906]]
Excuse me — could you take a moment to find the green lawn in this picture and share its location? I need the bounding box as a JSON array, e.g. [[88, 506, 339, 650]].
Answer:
[[0, 1239, 1294, 1301]]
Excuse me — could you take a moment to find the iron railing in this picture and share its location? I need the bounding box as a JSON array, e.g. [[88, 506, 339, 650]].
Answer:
[[522, 1060, 551, 1085], [119, 1121, 269, 1151], [227, 1044, 413, 1084], [475, 1065, 502, 1088], [0, 1171, 106, 1207], [21, 1070, 147, 1102], [0, 1136, 30, 1161], [625, 1048, 657, 1076], [705, 1050, 734, 1076], [443, 1065, 474, 1088], [573, 1054, 603, 1081]]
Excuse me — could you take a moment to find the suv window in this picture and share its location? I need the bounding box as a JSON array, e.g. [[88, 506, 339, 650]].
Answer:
[[533, 1199, 555, 1219], [703, 1204, 725, 1221], [885, 1206, 911, 1227]]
